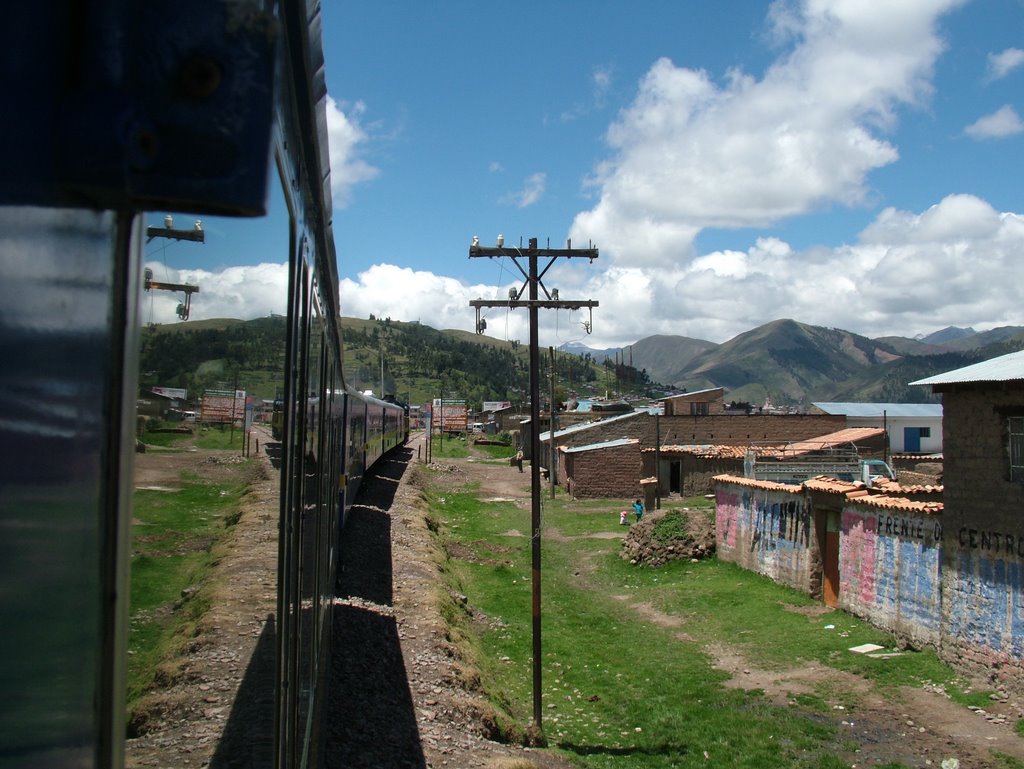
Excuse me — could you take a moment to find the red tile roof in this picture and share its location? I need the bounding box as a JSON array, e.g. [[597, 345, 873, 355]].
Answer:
[[713, 474, 802, 492], [871, 478, 944, 495], [716, 474, 944, 515]]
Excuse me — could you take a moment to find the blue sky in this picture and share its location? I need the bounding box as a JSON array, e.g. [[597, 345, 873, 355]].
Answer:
[[143, 0, 1024, 349]]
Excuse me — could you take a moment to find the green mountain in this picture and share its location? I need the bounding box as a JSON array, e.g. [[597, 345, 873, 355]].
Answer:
[[138, 315, 631, 408], [139, 314, 1024, 410], [629, 319, 1024, 405], [629, 334, 717, 385]]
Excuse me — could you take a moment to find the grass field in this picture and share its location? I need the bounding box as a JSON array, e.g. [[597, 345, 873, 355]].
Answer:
[[127, 463, 248, 717], [421, 472, 1010, 769]]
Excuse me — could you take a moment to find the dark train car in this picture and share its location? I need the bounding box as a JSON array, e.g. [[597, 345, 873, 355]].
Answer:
[[0, 3, 407, 768]]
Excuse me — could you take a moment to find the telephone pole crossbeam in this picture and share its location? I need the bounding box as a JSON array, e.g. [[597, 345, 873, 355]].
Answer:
[[468, 237, 598, 739]]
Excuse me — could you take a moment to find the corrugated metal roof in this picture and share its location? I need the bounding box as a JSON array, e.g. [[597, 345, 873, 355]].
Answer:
[[910, 349, 1024, 386], [541, 409, 649, 442], [813, 402, 943, 418], [660, 387, 723, 400], [767, 427, 885, 457], [560, 437, 639, 454], [643, 427, 883, 459]]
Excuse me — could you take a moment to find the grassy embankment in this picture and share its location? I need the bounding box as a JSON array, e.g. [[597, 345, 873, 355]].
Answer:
[[127, 425, 250, 723], [420, 467, 1013, 769]]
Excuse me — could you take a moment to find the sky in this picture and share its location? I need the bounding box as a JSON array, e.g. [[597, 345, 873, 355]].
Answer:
[[142, 0, 1024, 350]]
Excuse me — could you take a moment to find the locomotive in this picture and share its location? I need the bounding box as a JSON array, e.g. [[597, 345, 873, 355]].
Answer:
[[0, 3, 406, 768]]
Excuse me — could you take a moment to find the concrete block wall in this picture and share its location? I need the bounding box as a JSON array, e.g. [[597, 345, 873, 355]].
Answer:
[[840, 506, 942, 649], [715, 481, 815, 594]]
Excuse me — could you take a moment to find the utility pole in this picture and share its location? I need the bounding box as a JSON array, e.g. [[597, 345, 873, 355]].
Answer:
[[469, 235, 598, 738], [145, 215, 204, 320]]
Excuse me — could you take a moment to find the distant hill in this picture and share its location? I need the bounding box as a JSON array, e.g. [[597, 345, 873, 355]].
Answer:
[[141, 314, 1024, 409], [660, 319, 906, 405], [140, 315, 629, 408], [557, 341, 618, 363], [628, 334, 718, 385], [934, 325, 1024, 352], [592, 319, 1024, 405], [919, 326, 977, 346]]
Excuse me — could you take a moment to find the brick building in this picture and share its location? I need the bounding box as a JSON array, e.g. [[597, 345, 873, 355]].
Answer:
[[714, 349, 1024, 685], [644, 426, 888, 497], [560, 438, 642, 499], [912, 349, 1024, 682], [539, 407, 849, 498], [660, 387, 726, 416]]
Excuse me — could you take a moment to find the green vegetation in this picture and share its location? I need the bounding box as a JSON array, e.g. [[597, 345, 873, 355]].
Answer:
[[127, 466, 248, 717], [139, 314, 651, 411], [473, 440, 518, 460], [421, 474, 989, 768], [429, 434, 471, 459], [139, 422, 246, 451]]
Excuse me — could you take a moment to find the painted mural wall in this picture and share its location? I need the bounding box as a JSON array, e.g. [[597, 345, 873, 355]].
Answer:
[[715, 483, 814, 594], [839, 506, 943, 648], [942, 537, 1024, 672]]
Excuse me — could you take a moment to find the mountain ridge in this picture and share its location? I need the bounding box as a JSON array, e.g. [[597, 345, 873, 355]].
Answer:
[[561, 319, 1024, 405]]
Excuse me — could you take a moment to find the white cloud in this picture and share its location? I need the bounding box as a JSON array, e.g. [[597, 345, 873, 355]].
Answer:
[[156, 195, 1024, 356], [986, 47, 1024, 81], [964, 104, 1024, 139], [325, 96, 380, 207], [489, 161, 504, 173], [500, 172, 547, 208], [140, 262, 288, 324], [571, 1, 961, 268]]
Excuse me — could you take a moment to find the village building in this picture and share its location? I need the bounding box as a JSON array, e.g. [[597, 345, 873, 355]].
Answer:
[[560, 438, 642, 499], [712, 349, 1024, 687], [659, 387, 726, 416], [811, 401, 944, 455], [911, 349, 1024, 683], [644, 426, 888, 497]]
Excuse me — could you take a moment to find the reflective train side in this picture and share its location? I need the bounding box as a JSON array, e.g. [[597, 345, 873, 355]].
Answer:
[[0, 3, 403, 768]]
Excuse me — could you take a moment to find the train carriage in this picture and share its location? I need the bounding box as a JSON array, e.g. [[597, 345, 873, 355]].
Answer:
[[0, 3, 407, 768]]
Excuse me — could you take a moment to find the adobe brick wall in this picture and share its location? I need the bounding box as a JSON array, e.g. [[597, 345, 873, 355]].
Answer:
[[564, 441, 642, 499], [938, 384, 1024, 684], [641, 450, 742, 497]]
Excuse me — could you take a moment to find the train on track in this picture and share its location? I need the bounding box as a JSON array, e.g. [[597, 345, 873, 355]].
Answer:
[[1, 3, 407, 768]]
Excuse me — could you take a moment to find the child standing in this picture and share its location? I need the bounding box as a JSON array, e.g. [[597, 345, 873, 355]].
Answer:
[[633, 499, 644, 522]]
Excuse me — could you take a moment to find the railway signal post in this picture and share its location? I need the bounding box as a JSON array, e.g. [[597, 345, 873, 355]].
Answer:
[[469, 236, 598, 737]]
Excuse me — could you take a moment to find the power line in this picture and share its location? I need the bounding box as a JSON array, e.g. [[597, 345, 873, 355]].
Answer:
[[468, 235, 598, 740]]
